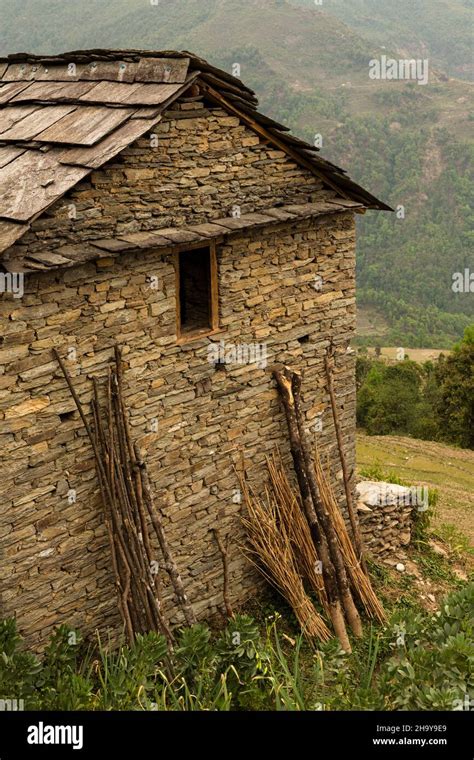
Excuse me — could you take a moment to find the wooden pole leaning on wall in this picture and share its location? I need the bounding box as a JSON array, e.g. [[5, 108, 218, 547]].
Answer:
[[54, 349, 143, 642], [133, 442, 197, 627], [273, 367, 352, 653], [291, 369, 363, 639], [53, 346, 196, 644], [324, 348, 367, 575]]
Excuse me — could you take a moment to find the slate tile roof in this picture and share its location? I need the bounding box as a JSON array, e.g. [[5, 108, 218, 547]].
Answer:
[[0, 49, 391, 268]]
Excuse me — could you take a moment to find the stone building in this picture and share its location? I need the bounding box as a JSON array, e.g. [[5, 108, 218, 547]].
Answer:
[[0, 50, 389, 647]]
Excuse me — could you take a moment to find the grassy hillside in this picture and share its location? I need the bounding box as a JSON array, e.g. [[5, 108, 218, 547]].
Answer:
[[294, 0, 474, 80], [0, 0, 472, 347], [357, 432, 474, 544]]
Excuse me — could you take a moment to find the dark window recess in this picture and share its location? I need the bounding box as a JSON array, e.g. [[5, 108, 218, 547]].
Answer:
[[179, 247, 212, 334]]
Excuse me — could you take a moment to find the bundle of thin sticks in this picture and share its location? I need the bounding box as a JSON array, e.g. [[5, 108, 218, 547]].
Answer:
[[240, 474, 331, 642], [53, 345, 196, 645]]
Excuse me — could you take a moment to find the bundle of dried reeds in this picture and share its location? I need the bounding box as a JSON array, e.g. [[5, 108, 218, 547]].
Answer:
[[270, 364, 387, 652], [54, 345, 196, 645], [265, 453, 329, 615], [240, 475, 331, 642], [272, 368, 354, 651], [324, 350, 366, 572], [314, 452, 386, 623]]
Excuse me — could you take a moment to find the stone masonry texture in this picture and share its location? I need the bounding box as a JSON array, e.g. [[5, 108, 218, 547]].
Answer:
[[0, 98, 394, 648]]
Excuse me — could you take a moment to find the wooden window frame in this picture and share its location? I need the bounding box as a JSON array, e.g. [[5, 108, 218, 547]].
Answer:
[[175, 240, 219, 344]]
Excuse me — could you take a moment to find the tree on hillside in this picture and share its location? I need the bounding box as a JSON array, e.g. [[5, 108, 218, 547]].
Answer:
[[435, 326, 474, 449], [356, 360, 423, 436]]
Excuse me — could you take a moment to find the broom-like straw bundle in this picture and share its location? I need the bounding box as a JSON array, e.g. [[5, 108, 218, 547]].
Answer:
[[272, 365, 387, 651], [265, 453, 330, 615], [314, 450, 386, 623], [240, 475, 331, 642]]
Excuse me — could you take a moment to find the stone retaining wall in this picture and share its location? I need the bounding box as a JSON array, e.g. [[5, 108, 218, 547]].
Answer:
[[357, 481, 415, 560]]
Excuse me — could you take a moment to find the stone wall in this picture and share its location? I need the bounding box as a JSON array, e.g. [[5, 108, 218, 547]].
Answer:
[[0, 211, 357, 648], [6, 100, 335, 263], [0, 95, 364, 648], [357, 481, 414, 561]]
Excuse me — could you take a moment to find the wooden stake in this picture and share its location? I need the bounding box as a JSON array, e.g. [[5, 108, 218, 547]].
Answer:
[[134, 443, 197, 627], [273, 368, 352, 652], [291, 370, 363, 639], [324, 351, 367, 574], [53, 347, 178, 647], [212, 528, 234, 619]]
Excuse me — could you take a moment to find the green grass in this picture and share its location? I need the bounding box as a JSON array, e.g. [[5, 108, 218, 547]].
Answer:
[[435, 524, 474, 560]]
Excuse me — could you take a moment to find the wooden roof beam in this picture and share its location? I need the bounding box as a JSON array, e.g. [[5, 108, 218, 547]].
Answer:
[[199, 82, 352, 202]]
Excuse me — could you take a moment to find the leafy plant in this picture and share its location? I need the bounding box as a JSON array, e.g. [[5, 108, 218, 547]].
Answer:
[[0, 583, 471, 712], [356, 334, 474, 450], [93, 631, 168, 710], [0, 619, 41, 704]]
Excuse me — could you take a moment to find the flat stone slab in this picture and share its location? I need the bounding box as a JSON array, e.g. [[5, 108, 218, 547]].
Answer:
[[357, 480, 414, 509]]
